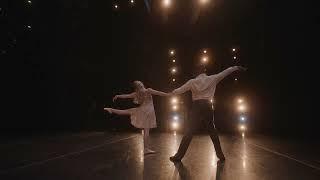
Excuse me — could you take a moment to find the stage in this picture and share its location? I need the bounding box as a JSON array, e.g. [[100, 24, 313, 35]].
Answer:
[[0, 132, 319, 180]]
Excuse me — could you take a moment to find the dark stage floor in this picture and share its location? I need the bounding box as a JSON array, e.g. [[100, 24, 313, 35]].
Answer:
[[0, 132, 319, 180]]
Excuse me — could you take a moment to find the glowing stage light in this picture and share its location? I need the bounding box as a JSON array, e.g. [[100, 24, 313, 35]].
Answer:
[[232, 48, 236, 52], [238, 98, 243, 104], [239, 125, 246, 131], [172, 78, 176, 82], [114, 4, 119, 9], [235, 78, 238, 81], [243, 161, 246, 168], [172, 122, 179, 129], [242, 132, 245, 138], [202, 57, 208, 63], [174, 131, 177, 136], [240, 116, 246, 121], [203, 50, 207, 54], [210, 99, 213, 103], [233, 56, 237, 60], [173, 115, 179, 121], [171, 97, 178, 104], [171, 67, 177, 73], [238, 104, 246, 112], [170, 49, 175, 55], [172, 105, 178, 110], [172, 59, 176, 63], [163, 0, 172, 7], [130, 0, 134, 4], [199, 0, 209, 5], [27, 25, 31, 29], [27, 0, 32, 4]]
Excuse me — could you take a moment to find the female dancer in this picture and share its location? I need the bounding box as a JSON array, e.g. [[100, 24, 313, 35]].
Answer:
[[104, 81, 170, 155]]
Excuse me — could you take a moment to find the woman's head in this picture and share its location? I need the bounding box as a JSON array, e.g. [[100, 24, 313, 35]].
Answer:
[[133, 81, 145, 91], [132, 81, 145, 104]]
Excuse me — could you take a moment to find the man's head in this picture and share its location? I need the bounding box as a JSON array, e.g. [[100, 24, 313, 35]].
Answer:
[[193, 64, 207, 77]]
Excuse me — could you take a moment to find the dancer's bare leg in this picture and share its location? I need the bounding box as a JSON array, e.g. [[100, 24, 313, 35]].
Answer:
[[104, 108, 134, 116], [143, 128, 155, 154]]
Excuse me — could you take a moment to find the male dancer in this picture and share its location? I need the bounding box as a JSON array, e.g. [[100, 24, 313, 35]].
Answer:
[[170, 66, 247, 162]]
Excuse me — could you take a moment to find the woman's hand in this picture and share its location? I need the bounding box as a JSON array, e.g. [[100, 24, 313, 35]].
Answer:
[[112, 95, 119, 102], [104, 108, 113, 114]]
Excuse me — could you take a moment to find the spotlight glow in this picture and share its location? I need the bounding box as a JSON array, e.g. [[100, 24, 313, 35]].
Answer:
[[130, 0, 134, 3], [163, 0, 171, 7], [238, 98, 243, 103], [114, 4, 118, 9], [171, 67, 177, 73], [172, 105, 178, 110], [173, 115, 179, 121], [235, 78, 238, 81], [200, 0, 209, 5], [172, 59, 176, 63], [27, 0, 32, 4], [238, 105, 246, 112], [239, 125, 246, 131], [242, 132, 245, 138], [171, 97, 178, 104], [202, 57, 208, 63], [232, 48, 236, 52], [172, 78, 176, 82], [233, 56, 237, 60], [240, 116, 246, 121], [172, 122, 179, 129], [203, 50, 207, 54]]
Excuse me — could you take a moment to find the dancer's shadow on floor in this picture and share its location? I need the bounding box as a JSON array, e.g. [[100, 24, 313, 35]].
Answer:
[[173, 160, 225, 180]]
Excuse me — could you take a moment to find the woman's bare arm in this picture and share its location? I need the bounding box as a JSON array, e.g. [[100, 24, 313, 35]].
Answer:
[[113, 92, 136, 102], [147, 88, 170, 97]]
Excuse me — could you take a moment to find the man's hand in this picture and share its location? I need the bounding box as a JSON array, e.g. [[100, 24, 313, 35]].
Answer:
[[238, 66, 248, 72]]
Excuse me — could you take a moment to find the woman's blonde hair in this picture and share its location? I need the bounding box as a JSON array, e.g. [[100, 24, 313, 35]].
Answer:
[[132, 81, 146, 104]]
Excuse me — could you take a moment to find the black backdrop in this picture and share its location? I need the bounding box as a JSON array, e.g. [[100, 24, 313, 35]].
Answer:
[[1, 0, 319, 138]]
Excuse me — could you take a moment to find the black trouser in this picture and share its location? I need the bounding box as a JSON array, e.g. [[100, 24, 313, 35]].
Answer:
[[174, 99, 225, 159]]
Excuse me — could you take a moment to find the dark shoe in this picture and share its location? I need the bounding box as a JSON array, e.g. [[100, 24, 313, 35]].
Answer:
[[218, 156, 225, 162], [170, 156, 181, 162], [217, 159, 225, 165]]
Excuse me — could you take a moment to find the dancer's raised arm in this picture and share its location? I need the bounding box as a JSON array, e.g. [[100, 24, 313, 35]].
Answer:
[[147, 88, 170, 97], [113, 93, 136, 102]]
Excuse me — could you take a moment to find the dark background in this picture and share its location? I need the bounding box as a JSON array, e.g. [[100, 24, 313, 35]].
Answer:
[[1, 0, 319, 138]]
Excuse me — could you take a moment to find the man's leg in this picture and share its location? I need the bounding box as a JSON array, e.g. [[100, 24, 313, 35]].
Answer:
[[207, 111, 225, 160], [171, 130, 194, 161], [170, 103, 198, 162]]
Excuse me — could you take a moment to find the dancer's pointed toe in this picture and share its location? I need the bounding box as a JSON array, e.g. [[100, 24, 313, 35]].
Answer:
[[170, 156, 181, 162]]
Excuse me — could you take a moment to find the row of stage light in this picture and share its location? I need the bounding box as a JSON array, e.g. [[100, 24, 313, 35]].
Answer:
[[113, 0, 212, 10]]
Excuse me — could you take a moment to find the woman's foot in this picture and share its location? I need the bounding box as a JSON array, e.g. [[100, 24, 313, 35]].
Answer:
[[104, 108, 112, 114], [144, 148, 156, 155]]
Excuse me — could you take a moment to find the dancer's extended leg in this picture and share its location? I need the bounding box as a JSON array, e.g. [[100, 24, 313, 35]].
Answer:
[[104, 108, 134, 116]]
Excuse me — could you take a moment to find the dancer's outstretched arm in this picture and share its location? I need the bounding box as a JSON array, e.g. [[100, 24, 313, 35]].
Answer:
[[214, 66, 247, 83], [172, 80, 192, 95], [113, 92, 136, 102], [147, 88, 170, 97]]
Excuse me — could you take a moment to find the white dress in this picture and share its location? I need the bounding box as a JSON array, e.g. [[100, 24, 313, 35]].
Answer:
[[130, 90, 157, 129]]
